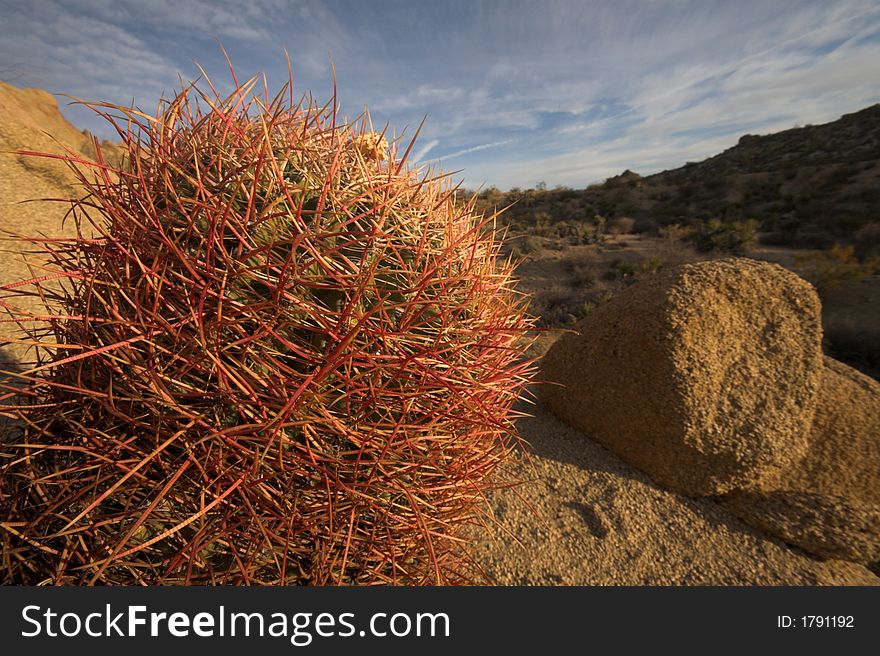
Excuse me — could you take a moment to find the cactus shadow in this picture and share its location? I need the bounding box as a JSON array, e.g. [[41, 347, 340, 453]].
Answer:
[[0, 345, 28, 441]]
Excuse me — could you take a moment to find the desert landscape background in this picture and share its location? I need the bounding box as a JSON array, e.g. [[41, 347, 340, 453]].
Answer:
[[1, 78, 878, 585]]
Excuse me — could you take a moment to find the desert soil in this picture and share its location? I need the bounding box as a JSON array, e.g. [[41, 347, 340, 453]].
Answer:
[[467, 399, 878, 585]]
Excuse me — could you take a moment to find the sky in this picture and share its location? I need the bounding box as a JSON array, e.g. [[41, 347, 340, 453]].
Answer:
[[1, 0, 879, 190]]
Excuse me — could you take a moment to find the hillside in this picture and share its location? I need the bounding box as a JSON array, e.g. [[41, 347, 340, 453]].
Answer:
[[463, 105, 880, 382], [0, 80, 120, 196], [661, 105, 880, 176], [0, 81, 121, 366], [471, 104, 880, 255]]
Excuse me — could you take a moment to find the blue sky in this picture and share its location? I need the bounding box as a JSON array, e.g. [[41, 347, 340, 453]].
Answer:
[[2, 0, 879, 189]]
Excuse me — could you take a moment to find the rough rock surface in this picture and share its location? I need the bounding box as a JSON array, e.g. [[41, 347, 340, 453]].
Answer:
[[539, 258, 824, 496], [782, 357, 880, 506], [721, 357, 880, 561], [721, 490, 880, 562], [466, 403, 878, 585], [0, 80, 122, 366]]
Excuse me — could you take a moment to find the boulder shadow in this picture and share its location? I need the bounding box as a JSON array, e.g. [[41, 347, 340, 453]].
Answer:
[[514, 396, 846, 565]]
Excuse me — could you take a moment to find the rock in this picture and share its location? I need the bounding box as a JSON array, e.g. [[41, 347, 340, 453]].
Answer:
[[721, 357, 880, 562], [538, 257, 824, 496], [606, 169, 642, 185], [781, 357, 880, 506], [721, 491, 880, 562]]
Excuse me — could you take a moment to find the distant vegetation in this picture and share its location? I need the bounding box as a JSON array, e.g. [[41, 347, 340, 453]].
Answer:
[[795, 244, 880, 292], [459, 104, 880, 378], [462, 103, 880, 263]]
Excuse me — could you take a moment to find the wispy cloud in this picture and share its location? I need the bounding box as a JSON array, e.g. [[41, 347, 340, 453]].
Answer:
[[411, 139, 440, 162], [2, 0, 878, 189], [441, 140, 512, 160]]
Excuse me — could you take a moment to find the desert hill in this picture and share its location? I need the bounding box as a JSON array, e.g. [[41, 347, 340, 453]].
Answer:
[[657, 104, 880, 179], [472, 104, 880, 255], [0, 81, 121, 367], [465, 105, 880, 381], [0, 80, 119, 197], [0, 79, 123, 232]]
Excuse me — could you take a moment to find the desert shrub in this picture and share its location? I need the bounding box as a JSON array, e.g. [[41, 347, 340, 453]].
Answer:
[[854, 222, 880, 259], [530, 287, 594, 327], [550, 220, 587, 243], [607, 216, 636, 235], [533, 211, 553, 236], [565, 251, 600, 287], [0, 69, 536, 584], [638, 256, 664, 275], [832, 215, 869, 235], [795, 244, 879, 291], [657, 202, 690, 222], [592, 214, 607, 241], [790, 227, 836, 250], [677, 182, 698, 200], [658, 223, 690, 242], [701, 176, 726, 193], [823, 163, 860, 188], [601, 267, 620, 282], [748, 175, 782, 198], [521, 235, 542, 253], [632, 216, 659, 233], [759, 213, 800, 246], [606, 256, 666, 284], [613, 259, 638, 278], [688, 218, 759, 254], [570, 264, 597, 287], [716, 202, 746, 220], [520, 212, 605, 247]]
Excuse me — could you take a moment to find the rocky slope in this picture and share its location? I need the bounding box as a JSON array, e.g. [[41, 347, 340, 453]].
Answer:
[[0, 81, 122, 366], [471, 104, 880, 253], [657, 104, 880, 179]]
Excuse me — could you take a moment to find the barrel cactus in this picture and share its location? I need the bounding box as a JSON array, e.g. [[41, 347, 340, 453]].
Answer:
[[0, 70, 535, 584]]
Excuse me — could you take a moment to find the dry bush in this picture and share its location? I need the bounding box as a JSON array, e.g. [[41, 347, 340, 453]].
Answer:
[[688, 218, 760, 255], [607, 216, 636, 235], [565, 250, 601, 288], [795, 244, 879, 291], [529, 285, 595, 328]]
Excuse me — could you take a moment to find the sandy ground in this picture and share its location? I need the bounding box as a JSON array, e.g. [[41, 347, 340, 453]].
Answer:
[[468, 399, 878, 585]]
